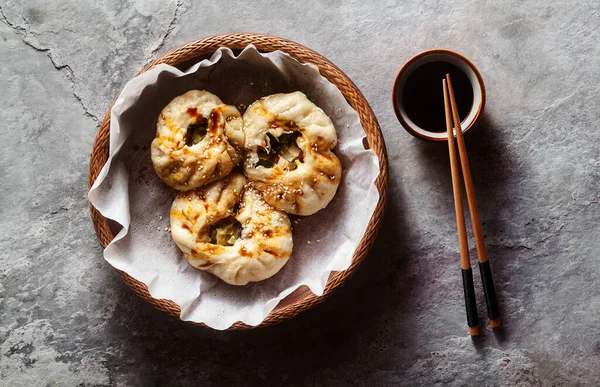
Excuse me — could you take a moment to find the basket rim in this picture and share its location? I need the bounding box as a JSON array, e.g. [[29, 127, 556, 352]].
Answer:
[[88, 32, 389, 330]]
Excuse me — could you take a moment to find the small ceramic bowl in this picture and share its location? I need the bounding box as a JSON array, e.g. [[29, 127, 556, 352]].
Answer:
[[392, 49, 486, 142]]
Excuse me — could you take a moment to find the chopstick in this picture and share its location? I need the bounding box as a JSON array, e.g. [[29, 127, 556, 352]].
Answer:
[[443, 79, 480, 336], [446, 74, 502, 329]]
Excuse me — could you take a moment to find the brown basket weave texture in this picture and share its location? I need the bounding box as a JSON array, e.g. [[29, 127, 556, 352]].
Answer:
[[87, 33, 389, 330]]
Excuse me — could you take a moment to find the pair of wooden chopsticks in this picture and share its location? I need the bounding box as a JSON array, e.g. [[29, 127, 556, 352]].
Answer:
[[443, 75, 501, 336]]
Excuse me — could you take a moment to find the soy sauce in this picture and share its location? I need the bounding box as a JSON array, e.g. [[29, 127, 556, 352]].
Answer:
[[401, 61, 473, 132]]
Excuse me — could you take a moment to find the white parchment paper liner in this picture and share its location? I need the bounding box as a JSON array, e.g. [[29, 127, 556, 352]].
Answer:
[[88, 45, 380, 330]]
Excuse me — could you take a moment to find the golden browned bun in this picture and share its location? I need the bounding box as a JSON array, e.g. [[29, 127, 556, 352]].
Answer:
[[243, 92, 342, 215], [170, 171, 293, 285], [151, 90, 244, 191]]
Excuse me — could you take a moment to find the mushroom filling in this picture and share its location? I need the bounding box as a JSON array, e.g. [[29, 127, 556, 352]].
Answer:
[[257, 131, 304, 170], [210, 216, 242, 246], [185, 117, 208, 146]]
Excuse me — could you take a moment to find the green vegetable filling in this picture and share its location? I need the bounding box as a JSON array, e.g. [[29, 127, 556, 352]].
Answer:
[[257, 130, 304, 170], [210, 217, 242, 246], [185, 117, 208, 146]]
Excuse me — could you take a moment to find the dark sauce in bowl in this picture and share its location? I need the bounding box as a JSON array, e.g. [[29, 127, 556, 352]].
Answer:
[[400, 61, 473, 132]]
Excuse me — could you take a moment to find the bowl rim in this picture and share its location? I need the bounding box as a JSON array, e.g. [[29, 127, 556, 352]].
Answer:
[[392, 48, 486, 142], [87, 33, 389, 330]]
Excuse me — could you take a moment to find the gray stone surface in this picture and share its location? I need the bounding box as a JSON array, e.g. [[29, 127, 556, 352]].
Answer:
[[1, 0, 599, 385]]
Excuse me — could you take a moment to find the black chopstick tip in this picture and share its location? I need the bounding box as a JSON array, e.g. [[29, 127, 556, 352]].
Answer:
[[478, 260, 501, 320], [490, 318, 502, 329]]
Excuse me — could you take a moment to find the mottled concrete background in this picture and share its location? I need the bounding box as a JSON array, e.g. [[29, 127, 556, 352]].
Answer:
[[1, 0, 599, 386]]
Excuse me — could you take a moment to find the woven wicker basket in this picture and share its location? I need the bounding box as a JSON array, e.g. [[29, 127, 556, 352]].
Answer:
[[88, 33, 388, 329]]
